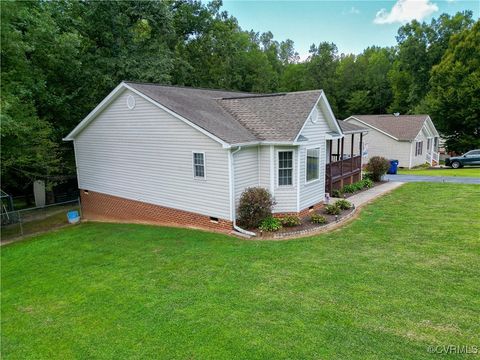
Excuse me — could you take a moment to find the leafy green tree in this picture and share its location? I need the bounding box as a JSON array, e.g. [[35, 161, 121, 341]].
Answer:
[[346, 90, 373, 115], [307, 42, 339, 111], [388, 11, 474, 113], [422, 21, 480, 152]]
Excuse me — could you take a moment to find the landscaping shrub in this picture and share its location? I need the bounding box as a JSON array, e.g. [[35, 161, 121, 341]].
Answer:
[[362, 178, 374, 188], [237, 187, 275, 229], [324, 204, 341, 215], [280, 215, 301, 227], [365, 156, 390, 182], [341, 178, 374, 194], [363, 172, 374, 181], [310, 213, 327, 224], [259, 216, 282, 232], [335, 199, 352, 210], [331, 189, 343, 198], [342, 183, 358, 193]]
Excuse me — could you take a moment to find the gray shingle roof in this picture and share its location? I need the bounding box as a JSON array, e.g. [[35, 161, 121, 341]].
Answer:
[[219, 90, 322, 142], [126, 82, 322, 144], [349, 114, 429, 141], [338, 120, 368, 134]]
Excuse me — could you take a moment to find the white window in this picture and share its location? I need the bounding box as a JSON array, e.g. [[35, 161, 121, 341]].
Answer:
[[278, 151, 293, 186], [306, 147, 320, 182], [193, 152, 205, 179], [415, 141, 423, 156]]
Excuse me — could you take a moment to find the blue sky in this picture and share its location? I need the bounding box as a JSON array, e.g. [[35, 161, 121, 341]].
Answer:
[[221, 0, 479, 58]]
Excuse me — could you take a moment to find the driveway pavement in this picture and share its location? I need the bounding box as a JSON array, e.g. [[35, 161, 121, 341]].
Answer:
[[384, 174, 480, 184]]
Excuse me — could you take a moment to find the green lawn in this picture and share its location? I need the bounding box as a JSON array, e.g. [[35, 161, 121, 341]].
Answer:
[[2, 183, 479, 359], [398, 167, 480, 177]]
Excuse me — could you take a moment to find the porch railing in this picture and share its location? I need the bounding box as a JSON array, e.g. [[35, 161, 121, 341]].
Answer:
[[326, 155, 362, 180], [426, 151, 440, 165]]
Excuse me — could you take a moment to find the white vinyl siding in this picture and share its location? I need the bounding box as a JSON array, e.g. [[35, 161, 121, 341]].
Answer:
[[74, 89, 231, 220], [233, 146, 259, 207], [258, 145, 271, 191], [410, 125, 431, 167], [298, 104, 329, 210]]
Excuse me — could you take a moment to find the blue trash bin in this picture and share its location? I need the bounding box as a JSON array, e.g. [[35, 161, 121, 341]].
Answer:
[[67, 210, 80, 224], [387, 160, 399, 175]]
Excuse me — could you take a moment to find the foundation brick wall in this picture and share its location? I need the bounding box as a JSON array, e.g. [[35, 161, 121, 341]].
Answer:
[[80, 190, 233, 232]]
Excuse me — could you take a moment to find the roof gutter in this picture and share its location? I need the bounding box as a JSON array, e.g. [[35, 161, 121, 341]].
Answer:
[[229, 147, 256, 237]]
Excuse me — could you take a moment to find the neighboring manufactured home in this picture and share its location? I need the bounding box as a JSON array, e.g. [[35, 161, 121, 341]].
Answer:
[[65, 82, 365, 233], [343, 114, 440, 168]]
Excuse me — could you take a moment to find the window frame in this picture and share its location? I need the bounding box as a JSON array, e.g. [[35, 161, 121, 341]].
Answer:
[[415, 141, 423, 156], [192, 151, 206, 180], [305, 146, 321, 184], [277, 150, 294, 187]]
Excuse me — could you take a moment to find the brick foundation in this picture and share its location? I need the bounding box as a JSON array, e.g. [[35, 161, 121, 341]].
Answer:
[[80, 190, 233, 232], [273, 201, 324, 218]]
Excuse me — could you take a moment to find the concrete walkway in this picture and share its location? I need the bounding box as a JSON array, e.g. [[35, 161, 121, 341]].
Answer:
[[344, 181, 405, 208], [384, 174, 480, 184]]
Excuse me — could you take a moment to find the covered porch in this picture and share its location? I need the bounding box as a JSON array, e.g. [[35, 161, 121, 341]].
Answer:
[[325, 122, 368, 194]]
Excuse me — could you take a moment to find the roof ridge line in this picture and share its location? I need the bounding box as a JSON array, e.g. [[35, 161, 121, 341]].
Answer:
[[220, 93, 286, 100], [123, 81, 253, 95]]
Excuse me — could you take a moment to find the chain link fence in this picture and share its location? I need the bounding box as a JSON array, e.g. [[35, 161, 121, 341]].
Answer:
[[1, 199, 81, 243]]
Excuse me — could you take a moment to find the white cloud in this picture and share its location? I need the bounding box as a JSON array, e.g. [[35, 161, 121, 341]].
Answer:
[[374, 0, 439, 24]]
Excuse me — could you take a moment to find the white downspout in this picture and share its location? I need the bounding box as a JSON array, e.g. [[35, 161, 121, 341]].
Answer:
[[229, 147, 256, 237]]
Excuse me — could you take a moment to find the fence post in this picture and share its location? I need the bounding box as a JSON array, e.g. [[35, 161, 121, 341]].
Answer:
[[77, 197, 82, 219], [19, 211, 24, 237]]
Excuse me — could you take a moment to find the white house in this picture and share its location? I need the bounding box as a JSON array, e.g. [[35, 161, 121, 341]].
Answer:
[[65, 82, 366, 234], [343, 114, 440, 168]]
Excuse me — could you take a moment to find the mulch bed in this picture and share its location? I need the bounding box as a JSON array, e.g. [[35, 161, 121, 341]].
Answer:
[[256, 206, 355, 239]]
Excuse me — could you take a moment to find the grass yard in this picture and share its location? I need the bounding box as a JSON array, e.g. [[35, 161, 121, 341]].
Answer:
[[2, 183, 479, 359], [398, 167, 480, 177]]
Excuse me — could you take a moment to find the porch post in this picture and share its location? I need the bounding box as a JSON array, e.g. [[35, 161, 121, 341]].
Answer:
[[329, 140, 332, 163], [351, 133, 354, 173], [340, 137, 344, 187], [336, 139, 340, 161], [359, 133, 363, 161]]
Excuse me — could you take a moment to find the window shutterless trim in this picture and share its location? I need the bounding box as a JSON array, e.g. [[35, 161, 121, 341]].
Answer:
[[277, 150, 294, 187], [192, 151, 206, 180], [305, 146, 321, 184]]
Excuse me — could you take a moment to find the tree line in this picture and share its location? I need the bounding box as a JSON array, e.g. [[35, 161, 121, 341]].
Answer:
[[1, 0, 479, 194]]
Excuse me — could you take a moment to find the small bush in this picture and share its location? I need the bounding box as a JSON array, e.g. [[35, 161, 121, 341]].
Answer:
[[331, 189, 343, 198], [280, 215, 301, 227], [362, 178, 374, 188], [363, 172, 374, 181], [310, 214, 327, 224], [324, 204, 341, 215], [366, 156, 390, 182], [335, 199, 352, 210], [259, 216, 282, 232], [237, 187, 275, 229], [342, 183, 357, 193]]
